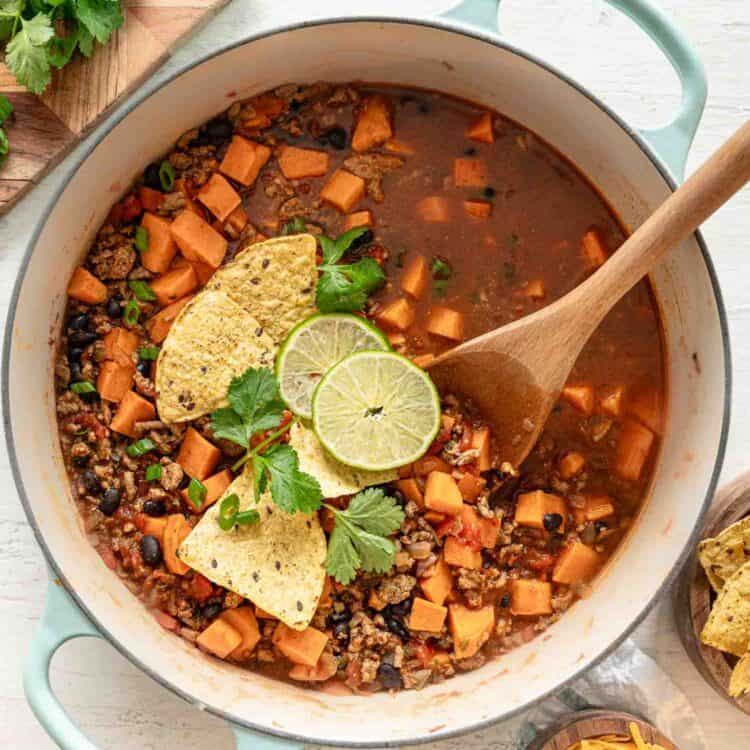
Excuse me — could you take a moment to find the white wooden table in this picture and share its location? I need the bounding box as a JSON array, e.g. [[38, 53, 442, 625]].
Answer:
[[0, 1, 747, 747]]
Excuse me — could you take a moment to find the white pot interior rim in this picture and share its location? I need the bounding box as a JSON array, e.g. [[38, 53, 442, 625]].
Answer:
[[3, 15, 732, 747]]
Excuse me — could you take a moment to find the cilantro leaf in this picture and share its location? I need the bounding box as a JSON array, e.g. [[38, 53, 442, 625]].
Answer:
[[48, 26, 82, 68], [75, 0, 123, 45], [6, 14, 53, 94], [77, 23, 94, 56], [342, 488, 406, 536], [0, 128, 8, 161], [210, 407, 250, 448], [316, 257, 385, 313], [0, 94, 12, 124], [256, 444, 323, 514], [325, 523, 361, 584], [226, 367, 286, 435], [320, 226, 369, 265]]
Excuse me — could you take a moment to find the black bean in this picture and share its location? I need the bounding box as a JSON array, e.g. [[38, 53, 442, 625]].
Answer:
[[201, 602, 223, 620], [82, 470, 101, 494], [483, 186, 496, 198], [140, 535, 162, 566], [326, 126, 347, 150], [543, 512, 563, 532], [67, 346, 84, 363], [68, 314, 90, 331], [385, 616, 410, 641], [143, 163, 162, 190], [189, 133, 211, 148], [106, 297, 123, 318], [328, 608, 351, 625], [500, 593, 511, 608], [79, 390, 99, 404], [143, 498, 167, 517], [69, 362, 82, 381], [348, 229, 373, 251], [464, 146, 477, 156], [136, 360, 151, 377], [205, 118, 233, 144], [69, 331, 98, 347], [99, 488, 121, 517], [594, 521, 609, 534], [333, 621, 350, 641], [377, 663, 402, 690], [389, 599, 412, 618], [72, 454, 89, 468]]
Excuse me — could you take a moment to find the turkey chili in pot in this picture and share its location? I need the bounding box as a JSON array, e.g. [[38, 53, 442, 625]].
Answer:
[[55, 82, 665, 693]]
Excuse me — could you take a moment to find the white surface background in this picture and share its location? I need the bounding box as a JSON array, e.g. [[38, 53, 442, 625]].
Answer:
[[0, 0, 748, 747]]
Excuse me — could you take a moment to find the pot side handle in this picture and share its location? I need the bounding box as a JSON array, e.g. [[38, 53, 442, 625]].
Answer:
[[441, 0, 707, 181]]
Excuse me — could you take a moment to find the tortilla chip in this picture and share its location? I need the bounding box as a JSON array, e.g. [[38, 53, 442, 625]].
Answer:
[[206, 234, 317, 344], [729, 651, 750, 698], [289, 422, 397, 498], [698, 516, 750, 592], [701, 560, 750, 656], [155, 290, 276, 423], [178, 467, 326, 630]]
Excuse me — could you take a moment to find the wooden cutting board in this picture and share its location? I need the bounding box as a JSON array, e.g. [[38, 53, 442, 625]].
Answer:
[[0, 0, 229, 214]]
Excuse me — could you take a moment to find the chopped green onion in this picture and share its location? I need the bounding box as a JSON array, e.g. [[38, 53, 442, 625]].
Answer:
[[70, 381, 96, 395], [126, 438, 156, 458], [281, 217, 306, 235], [433, 279, 448, 298], [218, 493, 240, 531], [128, 280, 156, 302], [134, 226, 149, 253], [188, 477, 207, 510], [234, 509, 260, 526], [159, 161, 175, 191], [145, 464, 162, 481], [123, 299, 140, 326], [139, 346, 160, 361], [431, 257, 452, 280]]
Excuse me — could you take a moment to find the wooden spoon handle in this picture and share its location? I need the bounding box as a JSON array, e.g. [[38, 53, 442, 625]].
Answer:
[[572, 120, 750, 325]]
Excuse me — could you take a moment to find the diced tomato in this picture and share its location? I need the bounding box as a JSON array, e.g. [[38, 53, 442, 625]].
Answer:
[[526, 552, 557, 572], [133, 513, 148, 534], [456, 517, 483, 552], [367, 245, 386, 265], [153, 609, 180, 632], [190, 573, 214, 602], [120, 195, 143, 222], [410, 641, 435, 668]]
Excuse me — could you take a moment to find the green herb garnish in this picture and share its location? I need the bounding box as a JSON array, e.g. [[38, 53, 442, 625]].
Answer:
[[281, 217, 306, 235], [234, 509, 261, 526], [134, 226, 149, 253], [123, 299, 140, 326], [158, 160, 175, 191], [70, 380, 96, 395], [126, 438, 155, 458], [139, 346, 160, 361], [128, 280, 155, 302], [316, 228, 385, 313], [0, 95, 12, 164], [433, 279, 448, 298], [430, 257, 452, 280], [187, 477, 207, 510], [218, 493, 241, 530], [145, 463, 162, 481]]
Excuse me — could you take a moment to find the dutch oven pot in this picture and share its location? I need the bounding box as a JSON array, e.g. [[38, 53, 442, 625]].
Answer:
[[4, 1, 730, 748]]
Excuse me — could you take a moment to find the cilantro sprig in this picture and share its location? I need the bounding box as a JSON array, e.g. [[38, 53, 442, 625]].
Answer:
[[316, 227, 385, 313], [0, 95, 12, 164]]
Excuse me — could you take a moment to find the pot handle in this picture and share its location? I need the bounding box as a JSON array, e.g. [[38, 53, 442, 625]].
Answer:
[[442, 0, 707, 180]]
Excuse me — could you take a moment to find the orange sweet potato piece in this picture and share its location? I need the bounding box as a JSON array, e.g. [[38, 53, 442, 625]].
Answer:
[[226, 205, 248, 234], [411, 353, 435, 369], [170, 210, 228, 269], [465, 112, 494, 144], [96, 360, 135, 403], [278, 146, 330, 180], [552, 541, 602, 585], [448, 604, 494, 658], [457, 473, 485, 503], [395, 478, 424, 507], [414, 455, 452, 476], [343, 210, 373, 231], [559, 451, 585, 479], [352, 94, 393, 152], [600, 385, 625, 417], [424, 471, 463, 516], [614, 419, 654, 481], [515, 491, 567, 532], [628, 386, 662, 434], [110, 390, 155, 438], [384, 139, 415, 156], [426, 306, 465, 341], [320, 169, 366, 213], [138, 186, 164, 212], [197, 173, 242, 222], [416, 196, 450, 223], [444, 537, 481, 569], [420, 556, 453, 606], [463, 200, 492, 219], [510, 579, 552, 616], [176, 427, 221, 480], [288, 651, 338, 682], [562, 384, 595, 415], [454, 158, 489, 187], [273, 624, 329, 667], [181, 468, 233, 513], [102, 327, 140, 366], [163, 513, 192, 575], [582, 228, 608, 269], [171, 255, 215, 287], [144, 295, 194, 343], [582, 495, 615, 522], [471, 426, 492, 471], [67, 267, 107, 304], [220, 606, 261, 661], [196, 618, 242, 659], [140, 213, 177, 273], [136, 514, 167, 541], [409, 597, 447, 633], [219, 136, 271, 186], [400, 254, 429, 299], [150, 264, 198, 307], [522, 279, 545, 299], [376, 297, 415, 331]]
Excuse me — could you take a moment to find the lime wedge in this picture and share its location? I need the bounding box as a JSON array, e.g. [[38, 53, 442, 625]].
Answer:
[[276, 313, 390, 419], [311, 350, 441, 471]]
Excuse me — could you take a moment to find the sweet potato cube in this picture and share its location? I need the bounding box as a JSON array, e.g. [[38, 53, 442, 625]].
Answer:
[[583, 495, 615, 522], [454, 158, 489, 187], [103, 327, 140, 366], [387, 332, 406, 347], [352, 94, 393, 152], [600, 385, 625, 417], [320, 169, 366, 213], [377, 297, 415, 331], [457, 473, 485, 503], [384, 139, 415, 156], [278, 146, 330, 180], [582, 229, 608, 269], [226, 205, 248, 234], [176, 427, 221, 480], [181, 468, 233, 513], [552, 541, 602, 585], [461, 505, 498, 549], [629, 387, 662, 434], [197, 618, 242, 659], [110, 390, 155, 438], [409, 597, 447, 633], [465, 111, 494, 144], [139, 213, 178, 274], [144, 295, 194, 343], [197, 173, 242, 222], [416, 196, 450, 223], [219, 136, 271, 186], [400, 254, 429, 299], [273, 624, 328, 667], [424, 471, 463, 516], [463, 200, 492, 219], [137, 514, 167, 541], [448, 604, 494, 659], [471, 426, 492, 471], [522, 279, 545, 299], [96, 360, 135, 402], [411, 353, 435, 369], [444, 537, 482, 569], [562, 384, 595, 415], [150, 264, 198, 308], [172, 255, 215, 287], [395, 478, 424, 507], [559, 451, 585, 479], [426, 306, 465, 342], [343, 210, 373, 232], [510, 579, 552, 616], [420, 556, 453, 606], [67, 267, 107, 305], [414, 455, 452, 476], [614, 419, 654, 481], [170, 210, 228, 269], [515, 491, 567, 532], [163, 513, 192, 575], [220, 607, 261, 661]]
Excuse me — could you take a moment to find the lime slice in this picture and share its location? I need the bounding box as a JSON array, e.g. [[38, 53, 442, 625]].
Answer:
[[276, 313, 390, 419], [311, 350, 441, 471]]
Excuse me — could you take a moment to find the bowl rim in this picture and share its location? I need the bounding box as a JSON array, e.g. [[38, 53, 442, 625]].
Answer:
[[2, 13, 732, 748]]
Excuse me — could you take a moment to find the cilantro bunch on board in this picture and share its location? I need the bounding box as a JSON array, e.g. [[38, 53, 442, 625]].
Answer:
[[0, 94, 11, 163]]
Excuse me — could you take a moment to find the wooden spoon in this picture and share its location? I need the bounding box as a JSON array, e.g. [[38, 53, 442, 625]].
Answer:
[[427, 120, 750, 467]]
